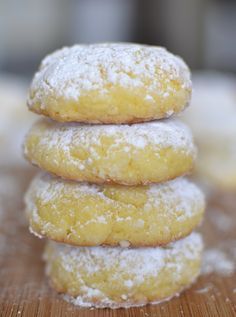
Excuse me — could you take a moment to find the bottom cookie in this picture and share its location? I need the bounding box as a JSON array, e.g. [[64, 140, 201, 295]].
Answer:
[[44, 232, 203, 309]]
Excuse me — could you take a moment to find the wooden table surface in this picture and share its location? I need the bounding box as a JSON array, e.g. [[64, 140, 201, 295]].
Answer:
[[0, 167, 235, 317]]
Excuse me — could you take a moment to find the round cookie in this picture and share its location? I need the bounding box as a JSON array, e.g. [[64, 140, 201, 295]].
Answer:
[[25, 173, 205, 247], [28, 43, 192, 124], [24, 118, 196, 185], [44, 232, 203, 309]]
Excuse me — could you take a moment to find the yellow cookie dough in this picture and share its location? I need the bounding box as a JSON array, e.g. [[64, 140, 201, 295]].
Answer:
[[25, 173, 205, 247], [44, 232, 203, 309], [28, 43, 192, 124], [24, 118, 196, 185]]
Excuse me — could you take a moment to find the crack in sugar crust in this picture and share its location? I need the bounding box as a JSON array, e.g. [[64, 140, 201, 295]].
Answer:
[[45, 233, 203, 307], [28, 43, 191, 106], [25, 173, 204, 229], [29, 118, 196, 154]]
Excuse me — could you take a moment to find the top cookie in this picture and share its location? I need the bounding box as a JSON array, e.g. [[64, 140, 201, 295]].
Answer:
[[28, 43, 192, 123]]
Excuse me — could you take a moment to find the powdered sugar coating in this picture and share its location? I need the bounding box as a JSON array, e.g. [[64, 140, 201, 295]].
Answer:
[[44, 233, 203, 308], [28, 43, 191, 106], [26, 173, 204, 224], [48, 233, 202, 267], [26, 118, 196, 153], [63, 293, 179, 309], [24, 118, 196, 185], [25, 172, 204, 246]]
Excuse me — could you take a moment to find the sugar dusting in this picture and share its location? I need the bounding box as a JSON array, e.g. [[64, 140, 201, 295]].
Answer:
[[200, 201, 236, 278], [50, 232, 202, 276], [25, 173, 205, 235], [26, 117, 196, 154], [64, 292, 180, 309], [202, 249, 235, 276], [28, 43, 191, 105], [45, 233, 202, 308], [194, 194, 236, 298], [195, 283, 214, 294], [1, 168, 235, 310]]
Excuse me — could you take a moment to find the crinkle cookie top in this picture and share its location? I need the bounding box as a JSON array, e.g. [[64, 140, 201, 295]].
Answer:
[[27, 118, 196, 154], [26, 173, 204, 224], [28, 43, 191, 104], [45, 232, 202, 308]]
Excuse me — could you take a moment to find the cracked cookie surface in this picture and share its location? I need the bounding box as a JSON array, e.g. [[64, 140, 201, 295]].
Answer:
[[23, 118, 196, 185], [28, 43, 191, 124], [25, 173, 205, 247]]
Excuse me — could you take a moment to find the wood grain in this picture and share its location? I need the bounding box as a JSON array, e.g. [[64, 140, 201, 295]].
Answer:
[[0, 167, 235, 317]]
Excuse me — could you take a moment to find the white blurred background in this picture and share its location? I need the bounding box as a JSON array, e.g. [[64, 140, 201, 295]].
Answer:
[[1, 0, 236, 74]]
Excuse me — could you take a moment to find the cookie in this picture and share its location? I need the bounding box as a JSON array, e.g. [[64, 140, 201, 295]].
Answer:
[[25, 173, 205, 247], [44, 232, 203, 309], [24, 118, 196, 185], [28, 43, 191, 124]]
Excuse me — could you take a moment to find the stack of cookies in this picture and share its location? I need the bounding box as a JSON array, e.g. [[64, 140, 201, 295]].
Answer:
[[24, 43, 205, 309]]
